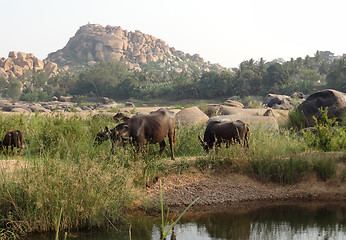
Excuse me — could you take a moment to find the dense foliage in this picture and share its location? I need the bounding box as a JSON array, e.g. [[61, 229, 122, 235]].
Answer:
[[0, 51, 345, 102]]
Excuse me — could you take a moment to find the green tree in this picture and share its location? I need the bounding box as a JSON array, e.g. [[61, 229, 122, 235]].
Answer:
[[326, 57, 346, 92], [263, 63, 289, 92], [299, 69, 321, 83], [197, 71, 230, 99], [71, 61, 130, 97], [114, 77, 139, 99], [234, 59, 264, 96], [7, 77, 22, 100], [0, 77, 9, 97], [304, 55, 313, 69]]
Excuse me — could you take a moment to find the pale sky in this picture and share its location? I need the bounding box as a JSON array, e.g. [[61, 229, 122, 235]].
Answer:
[[1, 0, 345, 68]]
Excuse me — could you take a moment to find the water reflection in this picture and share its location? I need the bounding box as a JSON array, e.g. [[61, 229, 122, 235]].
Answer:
[[28, 202, 346, 240]]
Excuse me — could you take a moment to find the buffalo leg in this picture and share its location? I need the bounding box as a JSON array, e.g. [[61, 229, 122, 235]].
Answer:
[[110, 141, 116, 154], [159, 140, 166, 156], [168, 133, 175, 160]]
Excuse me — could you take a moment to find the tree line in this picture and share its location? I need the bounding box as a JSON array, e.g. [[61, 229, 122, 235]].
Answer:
[[0, 50, 345, 102]]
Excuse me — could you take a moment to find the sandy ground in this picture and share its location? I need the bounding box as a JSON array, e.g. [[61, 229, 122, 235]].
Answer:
[[142, 160, 346, 211]]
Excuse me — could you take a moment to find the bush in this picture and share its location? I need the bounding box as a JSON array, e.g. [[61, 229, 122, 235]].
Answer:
[[286, 109, 308, 130], [303, 107, 345, 151]]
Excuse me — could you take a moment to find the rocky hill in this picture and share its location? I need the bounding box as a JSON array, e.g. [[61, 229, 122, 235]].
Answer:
[[48, 24, 227, 73], [0, 51, 58, 80]]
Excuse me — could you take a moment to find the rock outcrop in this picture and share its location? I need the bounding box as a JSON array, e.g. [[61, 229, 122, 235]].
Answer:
[[223, 100, 244, 108], [0, 51, 58, 80], [263, 93, 306, 110], [298, 89, 346, 126], [48, 24, 227, 73]]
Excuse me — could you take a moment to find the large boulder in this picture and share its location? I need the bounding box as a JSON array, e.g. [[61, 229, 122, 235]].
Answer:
[[223, 100, 244, 108], [175, 106, 209, 126], [0, 68, 8, 79], [218, 106, 268, 116], [1, 103, 31, 113], [125, 102, 135, 108], [263, 109, 275, 117], [206, 104, 222, 117], [208, 115, 279, 131], [44, 61, 58, 77], [298, 89, 346, 127]]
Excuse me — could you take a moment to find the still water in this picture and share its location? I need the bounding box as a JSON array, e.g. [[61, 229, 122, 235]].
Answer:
[[29, 202, 346, 240]]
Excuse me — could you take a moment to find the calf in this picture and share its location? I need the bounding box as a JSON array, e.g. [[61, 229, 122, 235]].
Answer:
[[1, 129, 24, 155], [94, 123, 130, 154]]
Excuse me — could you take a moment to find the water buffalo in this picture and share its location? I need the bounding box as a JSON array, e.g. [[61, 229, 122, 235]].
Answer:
[[1, 129, 24, 155], [128, 108, 176, 160], [198, 120, 249, 153], [94, 123, 129, 153]]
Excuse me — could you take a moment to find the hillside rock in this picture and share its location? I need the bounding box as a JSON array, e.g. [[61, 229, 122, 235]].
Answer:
[[298, 89, 346, 126], [48, 24, 228, 73], [0, 51, 58, 80]]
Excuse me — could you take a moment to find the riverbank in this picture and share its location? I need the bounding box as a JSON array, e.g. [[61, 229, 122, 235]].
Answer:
[[141, 159, 346, 212], [1, 157, 346, 211]]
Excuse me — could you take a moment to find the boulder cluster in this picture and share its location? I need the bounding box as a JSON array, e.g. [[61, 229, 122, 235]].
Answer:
[[48, 24, 226, 72], [263, 92, 305, 110], [0, 51, 58, 80], [0, 98, 119, 114]]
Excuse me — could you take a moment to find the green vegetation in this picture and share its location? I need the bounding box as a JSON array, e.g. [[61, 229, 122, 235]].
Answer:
[[0, 111, 345, 238], [0, 51, 345, 103]]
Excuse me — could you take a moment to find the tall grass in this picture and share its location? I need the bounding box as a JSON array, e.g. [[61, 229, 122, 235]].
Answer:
[[0, 155, 130, 235], [286, 109, 309, 130], [194, 127, 343, 184], [0, 113, 132, 236]]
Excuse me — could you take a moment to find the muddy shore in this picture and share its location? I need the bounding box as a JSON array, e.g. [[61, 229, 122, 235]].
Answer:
[[142, 162, 346, 212]]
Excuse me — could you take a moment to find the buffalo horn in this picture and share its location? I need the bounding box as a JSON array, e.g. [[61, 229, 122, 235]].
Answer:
[[198, 133, 205, 146]]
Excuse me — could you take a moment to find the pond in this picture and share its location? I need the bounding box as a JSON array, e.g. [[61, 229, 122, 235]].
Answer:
[[28, 201, 346, 240]]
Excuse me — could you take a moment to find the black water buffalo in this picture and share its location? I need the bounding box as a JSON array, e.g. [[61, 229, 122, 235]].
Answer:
[[198, 120, 249, 153], [128, 108, 176, 160], [94, 123, 129, 153], [1, 129, 24, 155]]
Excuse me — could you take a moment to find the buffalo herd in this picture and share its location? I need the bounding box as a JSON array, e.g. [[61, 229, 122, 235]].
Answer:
[[0, 108, 250, 158], [95, 108, 250, 159]]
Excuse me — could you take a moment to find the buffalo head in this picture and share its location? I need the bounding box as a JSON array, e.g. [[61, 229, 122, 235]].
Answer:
[[94, 126, 112, 146]]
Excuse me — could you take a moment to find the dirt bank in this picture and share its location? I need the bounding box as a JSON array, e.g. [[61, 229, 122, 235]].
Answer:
[[2, 158, 346, 212], [143, 162, 346, 211]]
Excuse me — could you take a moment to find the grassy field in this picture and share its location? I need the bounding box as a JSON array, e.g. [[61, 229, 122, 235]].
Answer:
[[0, 110, 345, 237]]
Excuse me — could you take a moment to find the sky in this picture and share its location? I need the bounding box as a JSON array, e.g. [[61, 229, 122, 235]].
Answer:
[[1, 0, 345, 68]]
